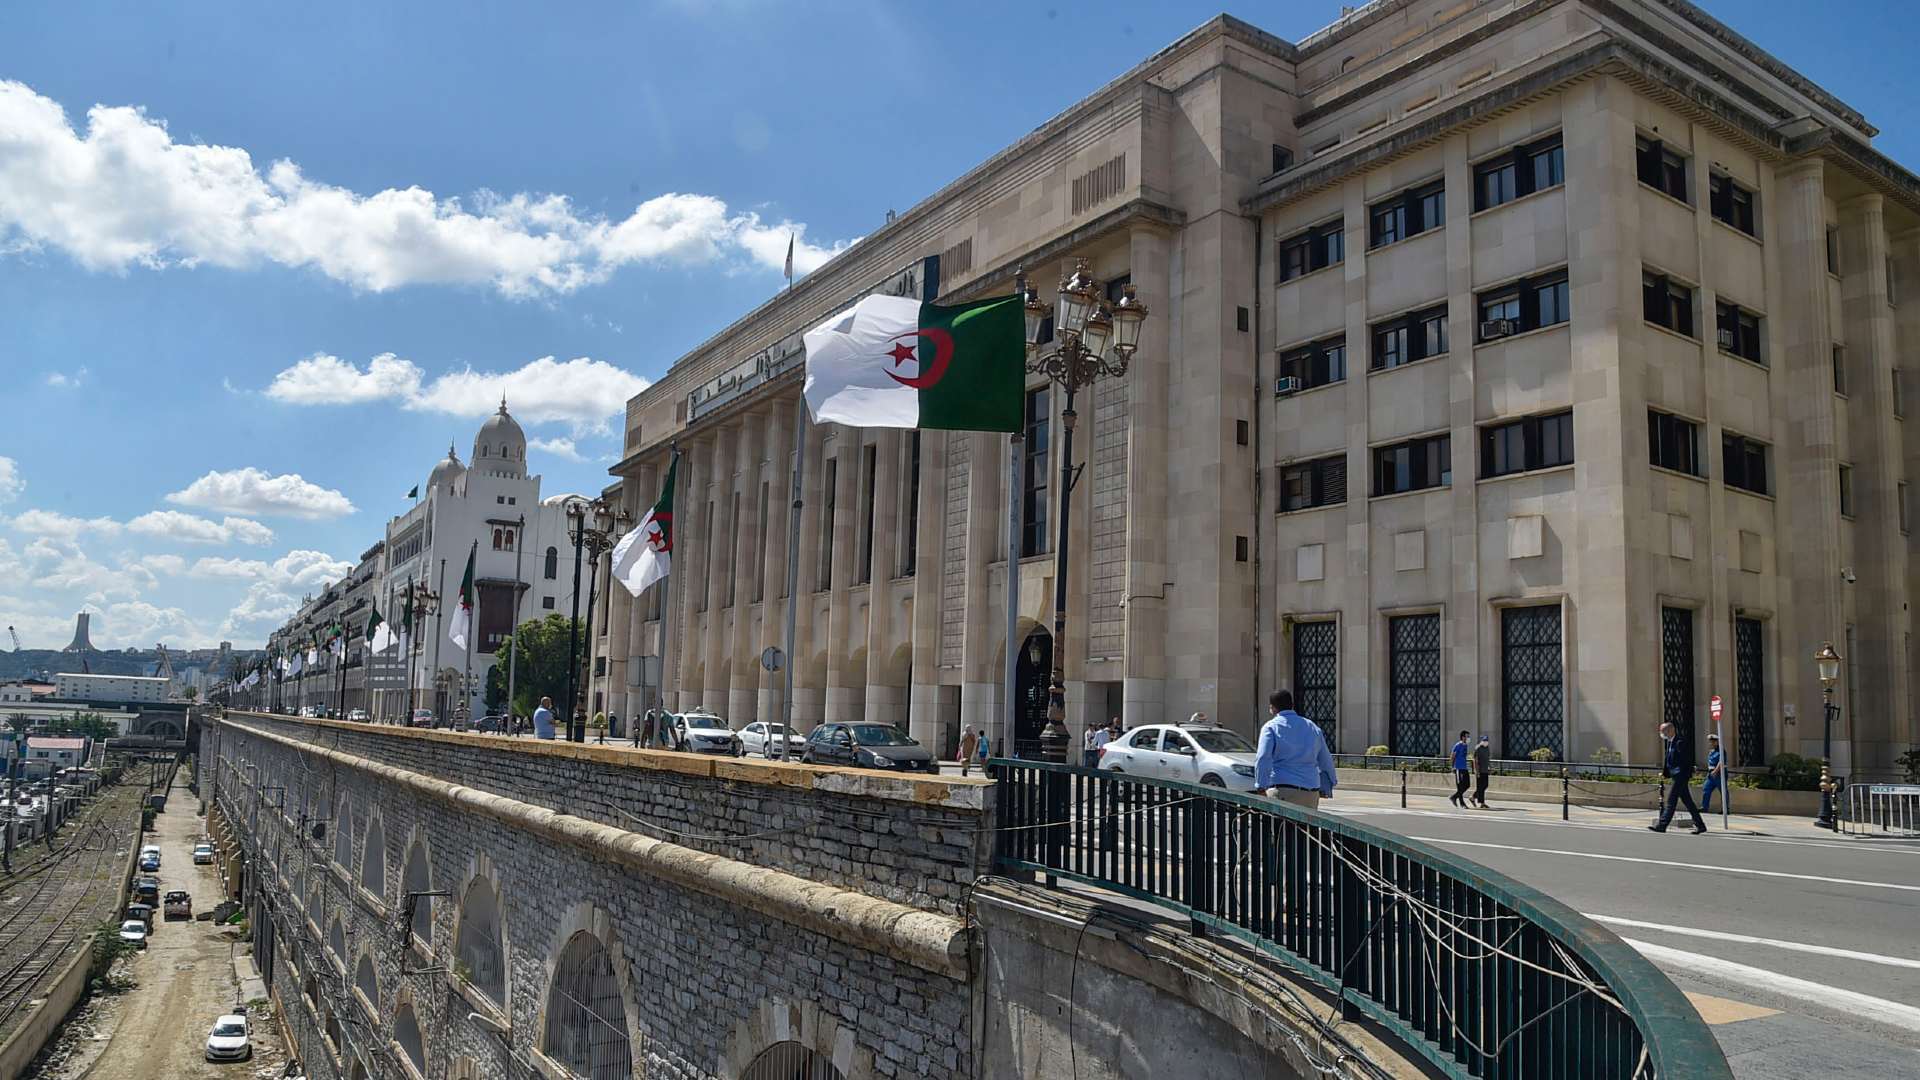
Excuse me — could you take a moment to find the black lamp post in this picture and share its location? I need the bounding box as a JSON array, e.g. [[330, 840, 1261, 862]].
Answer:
[[1020, 259, 1149, 761], [1814, 640, 1842, 829], [563, 497, 632, 742]]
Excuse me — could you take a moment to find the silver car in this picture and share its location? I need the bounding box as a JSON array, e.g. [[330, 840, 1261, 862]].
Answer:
[[736, 721, 807, 759], [673, 712, 739, 754]]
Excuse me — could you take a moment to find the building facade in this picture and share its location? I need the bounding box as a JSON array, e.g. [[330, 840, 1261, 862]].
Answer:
[[595, 0, 1920, 772], [52, 672, 169, 704]]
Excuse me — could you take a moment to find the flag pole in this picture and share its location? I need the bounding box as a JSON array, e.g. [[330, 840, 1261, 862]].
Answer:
[[1003, 431, 1023, 762], [506, 514, 526, 732], [463, 538, 478, 728], [779, 402, 806, 760], [433, 557, 447, 722], [658, 442, 683, 736]]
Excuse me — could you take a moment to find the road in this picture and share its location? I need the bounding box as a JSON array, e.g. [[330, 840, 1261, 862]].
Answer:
[[71, 774, 289, 1080], [1324, 787, 1920, 1079]]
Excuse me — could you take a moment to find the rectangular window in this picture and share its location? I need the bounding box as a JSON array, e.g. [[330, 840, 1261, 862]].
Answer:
[[819, 457, 837, 590], [1473, 133, 1564, 211], [1388, 614, 1442, 756], [1278, 219, 1345, 281], [1826, 227, 1840, 274], [1838, 465, 1855, 518], [1709, 173, 1756, 236], [1715, 301, 1764, 364], [754, 482, 769, 602], [903, 431, 920, 577], [1292, 621, 1338, 751], [1022, 388, 1050, 557], [1722, 433, 1770, 495], [1889, 256, 1900, 306], [700, 500, 715, 610], [1368, 180, 1445, 247], [1834, 345, 1848, 396], [1734, 616, 1765, 767], [1662, 606, 1696, 753], [1895, 366, 1906, 417], [1635, 136, 1689, 201], [1648, 410, 1702, 476], [1370, 304, 1448, 370], [858, 444, 877, 585], [1272, 144, 1295, 174], [1372, 434, 1451, 496], [1502, 605, 1564, 759], [1279, 454, 1347, 511], [1476, 271, 1569, 339], [1278, 335, 1347, 390], [1901, 481, 1911, 534], [727, 491, 741, 606], [1480, 410, 1574, 478], [1643, 271, 1695, 336]]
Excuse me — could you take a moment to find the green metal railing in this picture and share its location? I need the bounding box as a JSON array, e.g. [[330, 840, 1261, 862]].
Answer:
[[989, 759, 1730, 1080]]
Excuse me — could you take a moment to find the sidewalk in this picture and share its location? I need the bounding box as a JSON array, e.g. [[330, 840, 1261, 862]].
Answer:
[[1325, 782, 1839, 837]]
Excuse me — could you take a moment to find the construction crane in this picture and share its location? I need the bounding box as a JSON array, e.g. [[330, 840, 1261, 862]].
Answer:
[[155, 643, 175, 682], [6, 626, 18, 652]]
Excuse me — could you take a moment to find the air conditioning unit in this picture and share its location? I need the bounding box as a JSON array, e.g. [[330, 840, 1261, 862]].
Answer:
[[1275, 376, 1302, 396], [1479, 319, 1516, 341], [1717, 328, 1736, 349]]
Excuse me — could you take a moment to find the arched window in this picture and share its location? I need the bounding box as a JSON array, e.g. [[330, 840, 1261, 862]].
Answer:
[[545, 547, 559, 580], [394, 1003, 427, 1075], [503, 529, 515, 551], [454, 878, 506, 1005], [354, 953, 379, 1009], [327, 919, 346, 965], [542, 931, 631, 1079], [307, 882, 324, 926], [360, 815, 386, 899], [402, 841, 432, 947], [743, 1043, 847, 1080], [333, 797, 352, 867], [492, 528, 504, 550]]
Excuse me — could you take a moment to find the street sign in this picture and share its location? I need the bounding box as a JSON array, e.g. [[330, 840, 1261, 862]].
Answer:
[[761, 646, 784, 673], [1709, 695, 1722, 720]]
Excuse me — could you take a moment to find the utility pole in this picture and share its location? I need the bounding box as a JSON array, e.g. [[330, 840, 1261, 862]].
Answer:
[[505, 514, 526, 730]]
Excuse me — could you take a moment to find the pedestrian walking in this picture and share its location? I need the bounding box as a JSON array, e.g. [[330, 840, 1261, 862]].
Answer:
[[1650, 721, 1707, 834], [1254, 689, 1337, 810], [1091, 719, 1113, 766], [1082, 724, 1101, 768], [531, 696, 557, 740], [1699, 733, 1725, 814], [960, 726, 980, 777], [1471, 734, 1492, 808], [1449, 730, 1472, 808]]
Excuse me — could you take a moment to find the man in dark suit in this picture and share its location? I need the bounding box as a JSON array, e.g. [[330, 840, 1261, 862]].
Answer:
[[1649, 721, 1707, 834]]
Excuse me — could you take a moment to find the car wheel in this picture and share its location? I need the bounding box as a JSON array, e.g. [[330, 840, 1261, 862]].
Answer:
[[800, 750, 813, 764], [1200, 774, 1225, 787], [1107, 766, 1124, 774]]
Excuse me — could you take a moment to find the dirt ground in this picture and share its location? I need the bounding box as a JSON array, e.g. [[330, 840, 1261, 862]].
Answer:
[[27, 774, 294, 1080]]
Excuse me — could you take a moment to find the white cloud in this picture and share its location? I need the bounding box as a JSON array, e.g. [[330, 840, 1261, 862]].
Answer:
[[138, 554, 186, 575], [8, 508, 122, 537], [529, 436, 585, 462], [0, 80, 851, 298], [126, 510, 275, 545], [259, 353, 649, 435], [189, 556, 270, 580], [165, 468, 355, 520], [43, 367, 88, 389], [0, 457, 21, 503], [213, 549, 355, 636]]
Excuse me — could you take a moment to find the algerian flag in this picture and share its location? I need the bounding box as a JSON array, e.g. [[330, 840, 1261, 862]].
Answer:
[[331, 624, 346, 660], [368, 604, 396, 654], [400, 578, 414, 649], [448, 544, 476, 650], [407, 485, 419, 499], [611, 456, 677, 597], [802, 293, 1023, 432], [290, 653, 303, 676]]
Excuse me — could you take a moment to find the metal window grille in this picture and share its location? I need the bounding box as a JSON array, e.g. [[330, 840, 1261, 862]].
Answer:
[[1389, 614, 1441, 755], [1734, 618, 1764, 767], [1292, 622, 1339, 751], [742, 1041, 847, 1080], [543, 932, 632, 1080], [1661, 607, 1695, 753], [1502, 605, 1564, 758]]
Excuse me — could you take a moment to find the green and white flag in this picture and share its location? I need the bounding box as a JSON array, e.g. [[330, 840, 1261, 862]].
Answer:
[[448, 544, 476, 650], [367, 603, 396, 654], [802, 293, 1024, 432], [612, 456, 677, 597]]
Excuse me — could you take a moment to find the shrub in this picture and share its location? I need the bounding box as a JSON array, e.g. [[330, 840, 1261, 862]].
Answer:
[[1527, 747, 1559, 762], [1897, 748, 1920, 784], [1590, 747, 1623, 766], [1364, 745, 1390, 757], [1758, 752, 1825, 791]]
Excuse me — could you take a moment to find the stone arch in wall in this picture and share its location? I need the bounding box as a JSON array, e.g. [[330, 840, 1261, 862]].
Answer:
[[536, 903, 638, 1080], [393, 991, 428, 1078], [353, 950, 380, 1012], [306, 881, 324, 928], [326, 918, 346, 970], [359, 809, 387, 902], [401, 825, 433, 949], [453, 853, 508, 1008], [882, 642, 913, 687], [332, 794, 353, 868], [718, 997, 874, 1080]]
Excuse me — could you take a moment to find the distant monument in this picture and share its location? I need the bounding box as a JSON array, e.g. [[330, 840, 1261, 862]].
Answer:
[[62, 613, 96, 653]]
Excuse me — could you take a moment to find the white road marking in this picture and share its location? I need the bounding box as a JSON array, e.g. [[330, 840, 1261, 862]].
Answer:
[[1621, 939, 1920, 1032], [1327, 804, 1920, 856], [1585, 915, 1920, 971], [1406, 835, 1920, 893]]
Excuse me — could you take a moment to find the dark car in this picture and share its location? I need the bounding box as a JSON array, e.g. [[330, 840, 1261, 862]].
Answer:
[[134, 877, 160, 904], [801, 723, 938, 773]]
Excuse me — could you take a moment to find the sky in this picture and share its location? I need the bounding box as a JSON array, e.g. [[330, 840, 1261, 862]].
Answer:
[[0, 1, 1914, 651]]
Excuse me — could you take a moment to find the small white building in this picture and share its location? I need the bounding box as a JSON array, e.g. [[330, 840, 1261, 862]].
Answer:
[[53, 673, 169, 704], [22, 737, 89, 777]]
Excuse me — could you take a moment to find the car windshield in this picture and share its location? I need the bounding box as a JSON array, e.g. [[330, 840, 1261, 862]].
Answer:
[[212, 1021, 246, 1036], [683, 716, 725, 730], [1189, 730, 1254, 753], [850, 725, 914, 747], [120, 922, 143, 932]]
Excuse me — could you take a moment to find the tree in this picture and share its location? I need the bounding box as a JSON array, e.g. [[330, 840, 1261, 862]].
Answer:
[[483, 614, 580, 720], [68, 712, 118, 740], [182, 686, 199, 702]]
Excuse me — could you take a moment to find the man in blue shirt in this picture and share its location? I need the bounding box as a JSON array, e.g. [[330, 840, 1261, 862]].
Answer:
[[1449, 731, 1472, 808], [532, 696, 557, 741], [1255, 689, 1337, 810], [1698, 733, 1725, 814]]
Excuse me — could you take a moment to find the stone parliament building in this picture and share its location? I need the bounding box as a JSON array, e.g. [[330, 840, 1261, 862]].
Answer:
[[592, 0, 1920, 775]]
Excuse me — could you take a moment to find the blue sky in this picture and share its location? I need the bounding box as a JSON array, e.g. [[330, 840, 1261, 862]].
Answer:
[[0, 1, 1913, 649]]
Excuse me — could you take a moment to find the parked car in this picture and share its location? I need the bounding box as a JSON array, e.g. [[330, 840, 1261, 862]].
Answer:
[[410, 709, 435, 728], [138, 852, 161, 872], [204, 1014, 252, 1062], [802, 723, 938, 773], [164, 890, 192, 920], [673, 712, 739, 754], [124, 902, 155, 928], [1096, 723, 1260, 791], [134, 877, 160, 904], [118, 919, 148, 950], [139, 844, 161, 859], [346, 708, 369, 722], [192, 842, 216, 864], [736, 721, 806, 759], [474, 715, 503, 733]]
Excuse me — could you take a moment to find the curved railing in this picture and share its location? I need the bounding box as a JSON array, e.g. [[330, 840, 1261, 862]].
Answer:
[[989, 759, 1730, 1080]]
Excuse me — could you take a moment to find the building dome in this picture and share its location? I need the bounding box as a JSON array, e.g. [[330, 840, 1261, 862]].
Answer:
[[428, 444, 467, 496], [472, 396, 527, 478]]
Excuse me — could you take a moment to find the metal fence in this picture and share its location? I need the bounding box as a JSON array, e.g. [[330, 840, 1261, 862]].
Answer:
[[989, 759, 1731, 1080], [1841, 782, 1920, 837]]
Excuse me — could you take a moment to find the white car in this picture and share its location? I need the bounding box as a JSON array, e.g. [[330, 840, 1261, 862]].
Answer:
[[346, 708, 368, 722], [205, 1014, 251, 1061], [673, 712, 739, 754], [192, 842, 216, 865], [139, 844, 161, 859], [736, 721, 806, 759], [118, 919, 148, 950], [1098, 724, 1260, 792]]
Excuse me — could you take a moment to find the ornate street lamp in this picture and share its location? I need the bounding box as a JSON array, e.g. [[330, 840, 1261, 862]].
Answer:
[[403, 581, 439, 724], [1021, 258, 1149, 761], [1814, 640, 1842, 829], [564, 497, 633, 742]]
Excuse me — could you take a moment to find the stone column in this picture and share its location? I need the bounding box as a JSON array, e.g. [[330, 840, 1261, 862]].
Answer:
[[1896, 227, 1920, 753], [756, 400, 798, 726], [908, 430, 950, 748], [960, 431, 1005, 734], [1122, 226, 1172, 727], [790, 419, 829, 724], [864, 430, 905, 727], [727, 415, 767, 724], [602, 485, 634, 723], [824, 428, 864, 723], [672, 437, 710, 709], [699, 423, 739, 715]]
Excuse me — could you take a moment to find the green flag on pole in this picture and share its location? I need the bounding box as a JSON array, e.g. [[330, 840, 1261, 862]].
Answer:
[[448, 545, 476, 650]]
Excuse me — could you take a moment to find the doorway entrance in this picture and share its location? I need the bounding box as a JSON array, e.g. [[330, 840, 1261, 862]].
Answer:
[[1013, 627, 1053, 758]]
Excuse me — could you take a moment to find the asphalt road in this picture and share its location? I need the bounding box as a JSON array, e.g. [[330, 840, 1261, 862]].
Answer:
[[1323, 789, 1920, 1079]]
